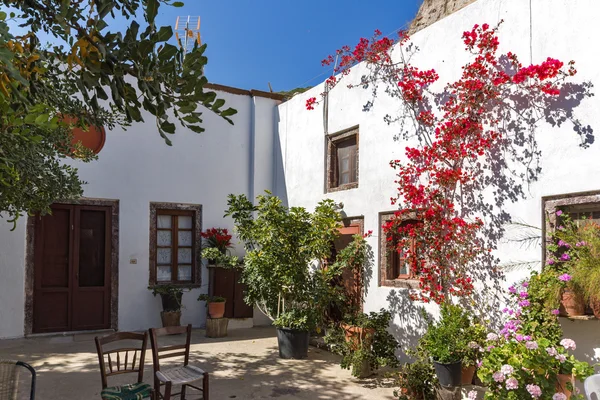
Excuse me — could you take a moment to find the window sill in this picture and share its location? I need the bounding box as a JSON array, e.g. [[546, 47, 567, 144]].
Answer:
[[327, 182, 358, 193], [380, 279, 420, 289]]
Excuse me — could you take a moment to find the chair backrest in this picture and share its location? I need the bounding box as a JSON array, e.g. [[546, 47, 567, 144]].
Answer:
[[95, 332, 148, 389], [0, 360, 36, 400], [585, 373, 600, 400], [149, 324, 192, 372]]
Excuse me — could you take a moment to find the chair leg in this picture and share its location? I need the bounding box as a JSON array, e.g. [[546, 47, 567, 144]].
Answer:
[[203, 372, 209, 400], [181, 384, 187, 400], [163, 381, 172, 400]]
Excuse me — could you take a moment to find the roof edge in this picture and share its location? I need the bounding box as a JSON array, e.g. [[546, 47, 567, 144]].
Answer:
[[204, 83, 285, 101]]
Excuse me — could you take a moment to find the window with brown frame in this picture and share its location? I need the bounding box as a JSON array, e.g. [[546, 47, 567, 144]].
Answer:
[[379, 211, 420, 288], [149, 203, 202, 286], [327, 127, 359, 192]]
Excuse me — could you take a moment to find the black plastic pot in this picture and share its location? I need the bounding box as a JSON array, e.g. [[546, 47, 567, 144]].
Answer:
[[160, 292, 183, 312], [276, 328, 309, 359], [433, 360, 462, 387]]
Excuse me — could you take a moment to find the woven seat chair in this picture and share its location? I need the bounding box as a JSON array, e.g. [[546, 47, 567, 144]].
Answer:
[[149, 325, 209, 400], [0, 360, 36, 400], [95, 332, 154, 400]]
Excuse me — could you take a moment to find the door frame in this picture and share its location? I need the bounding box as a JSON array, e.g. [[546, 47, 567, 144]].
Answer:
[[24, 198, 119, 335]]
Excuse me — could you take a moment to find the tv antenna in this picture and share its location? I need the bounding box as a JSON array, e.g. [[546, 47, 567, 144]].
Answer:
[[175, 16, 201, 56]]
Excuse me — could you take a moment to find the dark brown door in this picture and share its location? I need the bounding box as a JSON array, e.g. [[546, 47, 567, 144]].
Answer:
[[33, 204, 111, 333], [213, 268, 253, 319]]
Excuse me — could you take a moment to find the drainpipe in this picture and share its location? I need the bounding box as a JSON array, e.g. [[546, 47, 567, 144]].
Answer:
[[249, 95, 256, 203]]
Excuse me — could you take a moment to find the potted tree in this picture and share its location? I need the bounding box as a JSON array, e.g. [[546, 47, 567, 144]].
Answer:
[[225, 191, 343, 359], [149, 285, 187, 327], [420, 304, 471, 387]]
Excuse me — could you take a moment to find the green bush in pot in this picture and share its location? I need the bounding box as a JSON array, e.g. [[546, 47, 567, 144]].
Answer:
[[225, 191, 344, 359]]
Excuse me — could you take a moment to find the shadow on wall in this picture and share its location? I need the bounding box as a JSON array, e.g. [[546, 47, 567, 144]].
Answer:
[[386, 289, 431, 362], [272, 106, 289, 206]]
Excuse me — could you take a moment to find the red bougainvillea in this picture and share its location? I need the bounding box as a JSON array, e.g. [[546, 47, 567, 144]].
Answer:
[[309, 22, 582, 304]]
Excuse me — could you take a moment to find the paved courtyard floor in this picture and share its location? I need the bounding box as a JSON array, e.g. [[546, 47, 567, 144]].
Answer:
[[0, 327, 396, 399]]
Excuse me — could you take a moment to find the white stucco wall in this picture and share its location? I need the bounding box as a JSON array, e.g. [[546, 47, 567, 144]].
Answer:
[[0, 88, 281, 338], [277, 0, 600, 362]]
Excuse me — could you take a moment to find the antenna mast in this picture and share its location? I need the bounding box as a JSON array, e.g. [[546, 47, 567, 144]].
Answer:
[[175, 16, 201, 58]]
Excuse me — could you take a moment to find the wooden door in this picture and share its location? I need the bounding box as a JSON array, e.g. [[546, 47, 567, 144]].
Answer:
[[33, 204, 111, 333], [212, 268, 253, 319]]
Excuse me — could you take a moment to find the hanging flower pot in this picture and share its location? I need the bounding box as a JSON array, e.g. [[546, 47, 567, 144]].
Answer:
[[560, 289, 585, 316]]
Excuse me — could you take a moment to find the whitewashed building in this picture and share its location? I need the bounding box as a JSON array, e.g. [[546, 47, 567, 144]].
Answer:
[[0, 0, 599, 369]]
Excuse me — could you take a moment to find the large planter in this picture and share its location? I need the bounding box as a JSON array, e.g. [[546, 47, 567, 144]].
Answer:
[[556, 374, 573, 398], [356, 359, 373, 379], [276, 327, 309, 359], [161, 311, 181, 327], [160, 292, 183, 312], [461, 365, 476, 385], [207, 301, 226, 319], [590, 297, 600, 319], [341, 324, 375, 350], [433, 360, 462, 388], [560, 289, 585, 317]]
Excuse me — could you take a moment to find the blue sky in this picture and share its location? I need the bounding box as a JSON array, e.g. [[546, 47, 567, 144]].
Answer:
[[159, 0, 422, 91], [7, 0, 422, 92]]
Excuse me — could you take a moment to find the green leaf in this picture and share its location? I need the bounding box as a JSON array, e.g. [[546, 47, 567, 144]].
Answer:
[[0, 11, 7, 21], [172, 1, 185, 7], [156, 26, 173, 42], [160, 120, 176, 134], [146, 0, 159, 24]]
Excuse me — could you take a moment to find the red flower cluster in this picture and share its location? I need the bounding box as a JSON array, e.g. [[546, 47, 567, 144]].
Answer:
[[201, 228, 233, 252], [309, 22, 577, 304], [305, 97, 317, 110]]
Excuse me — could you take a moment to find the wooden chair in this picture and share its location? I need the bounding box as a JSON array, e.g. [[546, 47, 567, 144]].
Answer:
[[95, 332, 154, 400], [0, 360, 36, 400], [149, 325, 209, 400]]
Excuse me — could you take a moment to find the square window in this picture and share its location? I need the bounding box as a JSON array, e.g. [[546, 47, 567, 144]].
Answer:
[[327, 127, 359, 192], [379, 211, 421, 288]]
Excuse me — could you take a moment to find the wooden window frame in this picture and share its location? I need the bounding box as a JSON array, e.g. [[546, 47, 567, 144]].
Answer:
[[326, 126, 359, 193], [149, 203, 202, 288], [379, 211, 421, 288]]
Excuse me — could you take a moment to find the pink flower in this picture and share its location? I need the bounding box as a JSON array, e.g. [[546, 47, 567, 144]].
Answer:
[[468, 390, 478, 400], [519, 291, 528, 298], [576, 241, 587, 247], [560, 338, 576, 350], [525, 341, 538, 350], [487, 333, 499, 341], [515, 334, 524, 342], [468, 341, 480, 349], [524, 335, 532, 341], [526, 384, 542, 398], [518, 300, 530, 307], [560, 253, 571, 261], [546, 347, 558, 356], [556, 210, 563, 216], [558, 273, 572, 282], [508, 285, 517, 294], [505, 377, 519, 390], [493, 371, 505, 382], [556, 354, 567, 362], [558, 239, 570, 248], [522, 281, 529, 287], [551, 309, 560, 315], [547, 258, 555, 265], [500, 365, 514, 375], [553, 394, 567, 400]]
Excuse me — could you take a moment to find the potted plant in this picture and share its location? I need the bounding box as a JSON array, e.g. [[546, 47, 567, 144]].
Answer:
[[225, 191, 344, 359], [461, 321, 486, 385], [197, 294, 226, 319], [325, 309, 400, 378], [394, 347, 437, 400], [420, 304, 472, 387], [149, 285, 187, 327], [200, 228, 237, 266]]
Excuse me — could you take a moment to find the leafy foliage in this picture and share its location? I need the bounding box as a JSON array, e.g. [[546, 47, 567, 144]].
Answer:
[[325, 309, 400, 378], [225, 191, 343, 331], [197, 294, 225, 303], [0, 0, 237, 223], [393, 348, 437, 400], [201, 247, 239, 268]]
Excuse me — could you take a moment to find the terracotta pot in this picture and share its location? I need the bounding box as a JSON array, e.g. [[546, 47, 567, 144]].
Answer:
[[341, 324, 375, 350], [160, 311, 181, 327], [590, 297, 600, 319], [208, 301, 226, 319], [461, 365, 476, 385], [560, 289, 585, 316], [556, 374, 573, 398]]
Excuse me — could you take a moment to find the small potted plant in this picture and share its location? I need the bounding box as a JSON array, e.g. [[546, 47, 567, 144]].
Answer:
[[149, 285, 187, 327], [394, 347, 437, 400], [461, 321, 487, 384], [420, 303, 471, 387], [197, 294, 226, 319], [200, 228, 238, 267], [325, 309, 399, 378]]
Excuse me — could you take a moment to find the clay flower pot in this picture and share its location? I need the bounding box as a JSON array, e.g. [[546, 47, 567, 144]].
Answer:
[[341, 324, 375, 350], [560, 289, 585, 316], [556, 374, 573, 397], [461, 365, 476, 385], [590, 297, 600, 319], [207, 301, 226, 319], [160, 311, 181, 327]]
